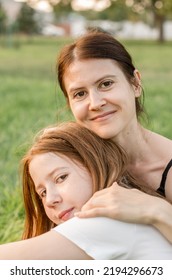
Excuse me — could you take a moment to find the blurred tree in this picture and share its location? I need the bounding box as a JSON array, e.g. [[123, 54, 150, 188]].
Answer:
[[15, 3, 39, 35], [51, 0, 172, 42], [90, 0, 172, 42], [79, 0, 130, 21], [53, 0, 73, 21], [129, 0, 172, 42], [52, 0, 128, 21], [0, 1, 7, 34]]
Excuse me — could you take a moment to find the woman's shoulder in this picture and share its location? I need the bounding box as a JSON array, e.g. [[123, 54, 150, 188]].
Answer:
[[154, 132, 172, 200], [164, 164, 172, 201], [149, 131, 172, 159], [151, 131, 172, 145]]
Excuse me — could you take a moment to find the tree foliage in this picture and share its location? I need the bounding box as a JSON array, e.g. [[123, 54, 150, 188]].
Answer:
[[16, 3, 39, 35], [51, 0, 172, 41], [129, 0, 172, 41], [53, 0, 73, 21], [80, 0, 130, 21], [0, 1, 7, 34]]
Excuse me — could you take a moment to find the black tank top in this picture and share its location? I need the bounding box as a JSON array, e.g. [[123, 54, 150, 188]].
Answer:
[[157, 159, 172, 196]]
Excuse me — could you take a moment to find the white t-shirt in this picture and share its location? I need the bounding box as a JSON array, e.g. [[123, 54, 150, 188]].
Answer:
[[53, 217, 172, 259]]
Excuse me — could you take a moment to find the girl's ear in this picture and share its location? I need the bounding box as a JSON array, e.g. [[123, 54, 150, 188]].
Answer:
[[133, 69, 142, 97]]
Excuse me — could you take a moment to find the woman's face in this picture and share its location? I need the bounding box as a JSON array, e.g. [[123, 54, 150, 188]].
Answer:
[[64, 59, 141, 141], [29, 152, 93, 225]]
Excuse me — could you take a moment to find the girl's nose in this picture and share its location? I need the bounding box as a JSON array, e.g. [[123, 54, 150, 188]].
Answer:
[[88, 90, 106, 111], [45, 189, 62, 207]]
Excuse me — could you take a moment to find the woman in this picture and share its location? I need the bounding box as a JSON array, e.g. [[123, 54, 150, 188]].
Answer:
[[56, 29, 172, 242], [0, 122, 172, 259]]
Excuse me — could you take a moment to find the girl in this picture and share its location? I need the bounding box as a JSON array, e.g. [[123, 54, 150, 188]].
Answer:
[[0, 122, 172, 259]]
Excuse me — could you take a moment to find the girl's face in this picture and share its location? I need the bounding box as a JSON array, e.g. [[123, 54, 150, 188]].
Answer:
[[64, 59, 141, 141], [29, 152, 93, 225]]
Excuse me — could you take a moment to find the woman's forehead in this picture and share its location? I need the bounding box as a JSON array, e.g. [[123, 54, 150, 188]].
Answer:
[[64, 59, 123, 88]]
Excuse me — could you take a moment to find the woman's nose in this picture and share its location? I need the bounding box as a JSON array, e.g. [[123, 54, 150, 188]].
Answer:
[[88, 90, 106, 111]]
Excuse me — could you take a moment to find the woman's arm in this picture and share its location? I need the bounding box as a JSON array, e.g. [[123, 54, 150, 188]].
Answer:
[[0, 230, 92, 260], [75, 183, 172, 243], [152, 199, 172, 243]]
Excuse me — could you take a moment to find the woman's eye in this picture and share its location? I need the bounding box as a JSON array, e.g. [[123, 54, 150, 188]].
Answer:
[[100, 80, 114, 89], [73, 91, 86, 99], [55, 174, 68, 184]]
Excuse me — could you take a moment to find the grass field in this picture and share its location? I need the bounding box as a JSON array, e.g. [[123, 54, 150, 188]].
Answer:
[[0, 35, 172, 243]]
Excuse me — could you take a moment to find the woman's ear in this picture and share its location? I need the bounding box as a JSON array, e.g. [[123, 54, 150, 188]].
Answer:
[[133, 69, 142, 97]]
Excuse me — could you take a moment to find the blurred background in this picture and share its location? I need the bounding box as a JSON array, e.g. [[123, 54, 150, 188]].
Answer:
[[1, 0, 172, 41], [0, 0, 172, 243]]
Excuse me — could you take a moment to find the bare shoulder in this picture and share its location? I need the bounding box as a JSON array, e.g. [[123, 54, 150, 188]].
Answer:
[[158, 134, 172, 201], [156, 132, 172, 147], [165, 167, 172, 202], [38, 230, 93, 260], [151, 132, 172, 158], [0, 230, 93, 260]]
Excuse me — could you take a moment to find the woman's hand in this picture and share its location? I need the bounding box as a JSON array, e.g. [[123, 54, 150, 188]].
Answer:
[[75, 182, 172, 242], [75, 183, 153, 222]]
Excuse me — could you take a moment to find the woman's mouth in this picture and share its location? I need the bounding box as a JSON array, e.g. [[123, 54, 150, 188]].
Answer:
[[90, 110, 116, 122]]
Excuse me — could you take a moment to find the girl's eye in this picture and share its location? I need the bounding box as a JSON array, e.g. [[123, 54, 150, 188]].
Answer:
[[73, 91, 86, 99], [55, 174, 68, 184], [39, 189, 46, 199], [100, 80, 114, 89]]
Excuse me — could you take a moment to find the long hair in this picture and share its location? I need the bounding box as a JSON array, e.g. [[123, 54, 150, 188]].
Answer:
[[57, 29, 144, 119], [22, 122, 160, 239]]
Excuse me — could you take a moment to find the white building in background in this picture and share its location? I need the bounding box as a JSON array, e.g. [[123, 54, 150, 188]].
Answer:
[[117, 21, 158, 40], [163, 21, 172, 41], [67, 14, 86, 37], [41, 24, 65, 36]]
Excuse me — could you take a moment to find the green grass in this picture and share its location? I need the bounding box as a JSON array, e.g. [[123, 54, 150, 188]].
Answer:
[[0, 36, 172, 243]]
